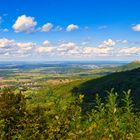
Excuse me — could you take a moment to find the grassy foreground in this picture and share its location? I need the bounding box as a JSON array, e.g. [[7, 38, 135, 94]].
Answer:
[[0, 88, 140, 140]]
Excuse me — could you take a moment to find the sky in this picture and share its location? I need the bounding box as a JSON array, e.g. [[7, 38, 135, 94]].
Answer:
[[0, 0, 140, 61]]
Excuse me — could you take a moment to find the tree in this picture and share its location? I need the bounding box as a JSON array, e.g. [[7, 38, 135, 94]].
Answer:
[[0, 88, 26, 139]]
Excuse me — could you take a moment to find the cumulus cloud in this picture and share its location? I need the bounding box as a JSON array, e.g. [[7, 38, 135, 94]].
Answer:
[[99, 39, 116, 48], [59, 42, 76, 50], [0, 38, 139, 59], [122, 40, 128, 44], [39, 23, 53, 32], [0, 38, 16, 48], [36, 41, 113, 57], [17, 42, 36, 49], [12, 15, 81, 33], [43, 40, 50, 46], [132, 24, 140, 31], [17, 42, 36, 55], [119, 47, 140, 56], [116, 40, 128, 44], [82, 47, 113, 56], [0, 38, 36, 59], [57, 42, 81, 55], [66, 24, 79, 32], [37, 47, 54, 53], [12, 15, 37, 33]]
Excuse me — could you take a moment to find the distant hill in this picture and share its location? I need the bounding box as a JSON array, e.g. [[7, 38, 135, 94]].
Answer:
[[115, 61, 140, 72], [73, 67, 140, 110]]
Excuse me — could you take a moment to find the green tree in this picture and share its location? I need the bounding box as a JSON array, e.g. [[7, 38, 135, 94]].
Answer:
[[0, 88, 26, 139]]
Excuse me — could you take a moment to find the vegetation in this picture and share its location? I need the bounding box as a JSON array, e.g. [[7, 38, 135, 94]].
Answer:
[[115, 61, 140, 72], [0, 88, 140, 139], [1, 62, 140, 139], [74, 67, 140, 110]]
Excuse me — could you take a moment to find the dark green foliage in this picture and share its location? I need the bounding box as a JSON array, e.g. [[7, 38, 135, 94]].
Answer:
[[73, 67, 140, 110]]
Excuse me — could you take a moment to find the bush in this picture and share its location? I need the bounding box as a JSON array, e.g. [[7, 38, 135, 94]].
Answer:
[[0, 88, 140, 139]]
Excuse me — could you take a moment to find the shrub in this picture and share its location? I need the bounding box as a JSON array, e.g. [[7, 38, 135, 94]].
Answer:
[[0, 88, 140, 139]]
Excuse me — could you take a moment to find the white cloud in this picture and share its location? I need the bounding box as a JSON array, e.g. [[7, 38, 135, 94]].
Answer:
[[0, 38, 36, 48], [122, 40, 128, 44], [17, 42, 36, 49], [16, 42, 36, 55], [37, 46, 54, 53], [36, 47, 47, 53], [66, 24, 79, 32], [0, 38, 139, 59], [12, 15, 37, 33], [4, 52, 10, 56], [99, 39, 116, 48], [0, 38, 16, 48], [119, 47, 140, 56], [82, 47, 113, 56], [57, 42, 80, 55], [59, 42, 76, 50], [40, 23, 53, 32], [43, 40, 50, 46], [132, 24, 140, 31], [0, 38, 37, 58], [116, 39, 128, 44]]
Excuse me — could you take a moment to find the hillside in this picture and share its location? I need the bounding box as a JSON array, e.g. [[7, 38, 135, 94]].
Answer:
[[73, 67, 140, 110], [115, 61, 140, 72]]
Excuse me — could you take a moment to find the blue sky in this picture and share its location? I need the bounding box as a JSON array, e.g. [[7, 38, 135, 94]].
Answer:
[[0, 0, 140, 61]]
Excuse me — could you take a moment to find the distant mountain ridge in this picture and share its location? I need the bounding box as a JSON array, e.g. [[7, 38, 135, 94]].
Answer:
[[115, 61, 140, 72]]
